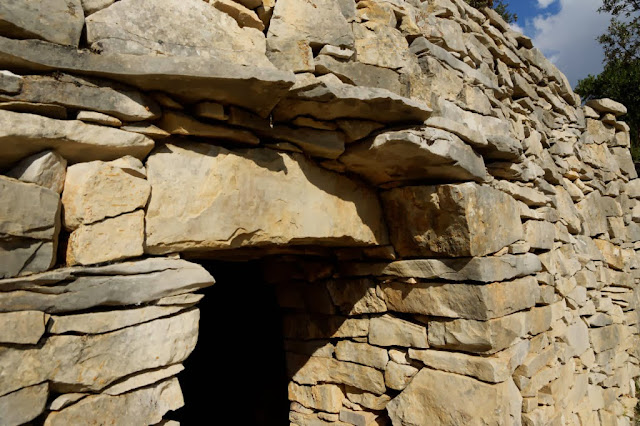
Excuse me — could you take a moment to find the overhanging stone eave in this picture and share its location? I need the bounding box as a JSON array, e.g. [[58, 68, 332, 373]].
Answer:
[[0, 36, 296, 117]]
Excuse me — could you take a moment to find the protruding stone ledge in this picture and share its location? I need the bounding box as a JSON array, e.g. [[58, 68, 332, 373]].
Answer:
[[0, 36, 296, 117]]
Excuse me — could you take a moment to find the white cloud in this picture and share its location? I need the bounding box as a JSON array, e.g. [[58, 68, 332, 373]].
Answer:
[[537, 0, 556, 9], [531, 0, 610, 87], [509, 22, 525, 34]]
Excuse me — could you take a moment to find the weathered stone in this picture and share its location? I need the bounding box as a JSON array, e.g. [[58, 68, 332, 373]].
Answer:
[[0, 74, 160, 122], [589, 324, 625, 353], [48, 392, 87, 411], [381, 276, 539, 320], [369, 314, 428, 348], [345, 387, 391, 411], [0, 176, 60, 279], [343, 253, 542, 283], [49, 305, 186, 335], [76, 111, 122, 127], [410, 340, 529, 383], [353, 22, 411, 70], [0, 382, 48, 426], [212, 0, 265, 31], [335, 340, 389, 370], [0, 70, 22, 94], [594, 239, 625, 271], [0, 258, 214, 314], [66, 210, 145, 266], [314, 54, 403, 94], [267, 0, 353, 70], [7, 150, 66, 194], [288, 383, 344, 413], [158, 111, 259, 145], [339, 409, 378, 426], [43, 378, 183, 426], [428, 311, 529, 354], [325, 279, 386, 315], [0, 110, 154, 168], [561, 319, 590, 357], [61, 161, 150, 230], [0, 101, 65, 119], [81, 0, 115, 15], [288, 353, 386, 395], [120, 123, 170, 140], [0, 310, 199, 396], [145, 142, 387, 254], [384, 361, 418, 391], [106, 155, 146, 178], [382, 183, 523, 257], [0, 36, 295, 118], [86, 0, 268, 67], [586, 98, 627, 117], [0, 311, 45, 344], [102, 364, 184, 396], [340, 128, 488, 186], [273, 74, 431, 124], [0, 0, 84, 47], [387, 369, 522, 426], [523, 220, 555, 250]]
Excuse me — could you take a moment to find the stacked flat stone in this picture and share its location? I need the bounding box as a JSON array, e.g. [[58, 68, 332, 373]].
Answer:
[[0, 0, 638, 424]]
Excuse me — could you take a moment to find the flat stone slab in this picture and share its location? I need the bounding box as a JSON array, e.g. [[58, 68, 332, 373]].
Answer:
[[0, 383, 49, 426], [0, 258, 214, 313], [340, 128, 488, 185], [0, 36, 295, 117], [145, 142, 388, 254]]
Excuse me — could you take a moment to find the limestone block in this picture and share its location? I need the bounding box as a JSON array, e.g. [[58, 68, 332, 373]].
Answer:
[[560, 320, 590, 357], [335, 341, 389, 370], [81, 0, 115, 15], [342, 253, 542, 283], [345, 387, 391, 410], [382, 183, 522, 258], [0, 258, 214, 314], [0, 110, 154, 169], [0, 176, 60, 278], [586, 98, 628, 116], [387, 369, 522, 426], [590, 324, 626, 353], [103, 364, 184, 396], [381, 276, 539, 320], [384, 361, 418, 391], [314, 54, 403, 94], [0, 311, 46, 344], [0, 37, 295, 118], [267, 0, 353, 70], [0, 383, 48, 426], [288, 383, 344, 413], [272, 74, 431, 124], [145, 142, 387, 254], [49, 304, 184, 336], [0, 310, 199, 396], [7, 150, 67, 194], [353, 22, 411, 70], [428, 311, 529, 354], [67, 210, 145, 266], [369, 315, 428, 348], [523, 220, 555, 250], [0, 74, 160, 122], [340, 128, 488, 186], [43, 378, 183, 426], [0, 70, 22, 94], [0, 0, 84, 47], [288, 353, 386, 395], [212, 0, 265, 30], [61, 161, 150, 230], [594, 239, 625, 271], [86, 0, 270, 67]]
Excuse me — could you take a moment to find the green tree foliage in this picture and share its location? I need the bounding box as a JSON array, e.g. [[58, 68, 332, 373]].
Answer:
[[575, 60, 640, 158], [465, 0, 518, 24], [598, 0, 640, 63]]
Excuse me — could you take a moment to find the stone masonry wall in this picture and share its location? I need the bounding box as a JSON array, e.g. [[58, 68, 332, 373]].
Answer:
[[0, 0, 639, 425]]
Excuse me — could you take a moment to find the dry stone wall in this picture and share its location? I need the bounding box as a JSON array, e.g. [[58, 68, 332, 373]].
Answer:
[[0, 0, 639, 424]]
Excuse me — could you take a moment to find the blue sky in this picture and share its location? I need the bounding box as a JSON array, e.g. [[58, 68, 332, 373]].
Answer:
[[504, 0, 611, 87]]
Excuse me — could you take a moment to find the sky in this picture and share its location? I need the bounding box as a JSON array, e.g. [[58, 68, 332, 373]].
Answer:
[[504, 0, 611, 87]]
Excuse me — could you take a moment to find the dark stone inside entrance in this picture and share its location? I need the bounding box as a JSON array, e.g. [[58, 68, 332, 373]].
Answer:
[[169, 260, 289, 425]]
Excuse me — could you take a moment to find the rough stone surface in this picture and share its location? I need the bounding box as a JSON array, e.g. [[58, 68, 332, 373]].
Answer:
[[0, 382, 48, 426], [0, 110, 154, 168], [145, 142, 387, 254], [369, 314, 428, 348], [387, 369, 522, 425], [340, 128, 488, 185], [0, 311, 46, 344], [62, 161, 150, 230], [0, 310, 199, 396], [381, 276, 539, 320], [43, 378, 184, 426], [0, 0, 84, 47], [382, 183, 523, 257], [7, 150, 67, 194]]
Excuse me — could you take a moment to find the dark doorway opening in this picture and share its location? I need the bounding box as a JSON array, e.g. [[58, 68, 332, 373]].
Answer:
[[168, 259, 289, 425]]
